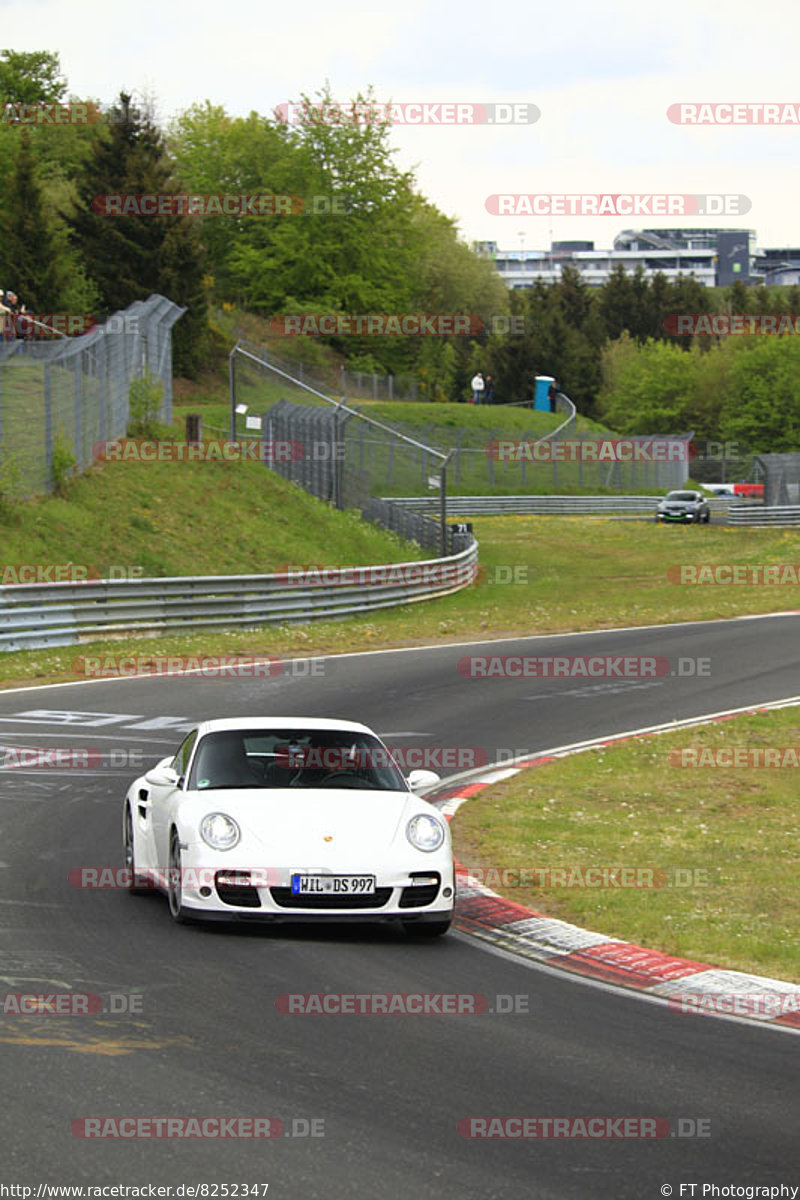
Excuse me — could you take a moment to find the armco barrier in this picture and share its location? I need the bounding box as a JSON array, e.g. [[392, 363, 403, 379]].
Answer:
[[0, 542, 478, 653], [728, 505, 800, 527], [384, 495, 751, 516]]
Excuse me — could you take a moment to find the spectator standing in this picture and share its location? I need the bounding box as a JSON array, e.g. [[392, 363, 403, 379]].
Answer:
[[0, 289, 17, 341], [470, 371, 485, 404], [548, 378, 558, 413], [483, 375, 494, 405]]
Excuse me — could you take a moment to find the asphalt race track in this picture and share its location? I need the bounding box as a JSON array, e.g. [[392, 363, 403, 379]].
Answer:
[[1, 613, 798, 1197]]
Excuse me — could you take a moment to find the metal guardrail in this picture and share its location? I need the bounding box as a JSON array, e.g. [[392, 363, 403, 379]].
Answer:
[[728, 505, 800, 526], [0, 542, 479, 653], [383, 495, 750, 516]]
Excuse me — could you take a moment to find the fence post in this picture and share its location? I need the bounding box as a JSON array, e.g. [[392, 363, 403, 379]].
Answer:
[[74, 355, 82, 470], [44, 362, 53, 488], [229, 346, 236, 441], [440, 452, 451, 556]]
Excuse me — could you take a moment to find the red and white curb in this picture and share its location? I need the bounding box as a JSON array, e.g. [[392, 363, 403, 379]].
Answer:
[[430, 696, 800, 1031]]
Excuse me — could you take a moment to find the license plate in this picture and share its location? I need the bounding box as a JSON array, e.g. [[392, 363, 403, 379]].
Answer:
[[291, 874, 376, 895]]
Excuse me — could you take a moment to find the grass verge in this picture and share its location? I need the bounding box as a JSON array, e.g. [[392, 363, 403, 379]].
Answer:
[[452, 705, 800, 983], [0, 515, 798, 690]]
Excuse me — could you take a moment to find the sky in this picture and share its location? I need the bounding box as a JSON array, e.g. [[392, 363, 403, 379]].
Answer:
[[4, 0, 800, 252]]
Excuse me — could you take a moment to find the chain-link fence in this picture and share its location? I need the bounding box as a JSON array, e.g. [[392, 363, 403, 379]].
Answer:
[[686, 440, 758, 487], [753, 454, 799, 505], [232, 344, 452, 553], [231, 343, 691, 507], [0, 295, 185, 495], [218, 327, 422, 403]]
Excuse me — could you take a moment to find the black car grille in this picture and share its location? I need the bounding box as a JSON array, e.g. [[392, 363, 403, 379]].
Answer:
[[215, 873, 262, 908], [269, 887, 393, 910], [399, 873, 442, 908]]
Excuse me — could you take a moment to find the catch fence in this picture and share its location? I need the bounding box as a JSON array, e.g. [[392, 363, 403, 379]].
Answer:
[[0, 295, 184, 495]]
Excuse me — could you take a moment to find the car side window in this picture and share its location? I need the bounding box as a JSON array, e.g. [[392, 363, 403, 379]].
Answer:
[[171, 730, 198, 783]]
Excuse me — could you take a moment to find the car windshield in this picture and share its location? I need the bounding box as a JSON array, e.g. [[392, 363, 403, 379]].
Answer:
[[187, 729, 409, 792], [664, 492, 697, 501]]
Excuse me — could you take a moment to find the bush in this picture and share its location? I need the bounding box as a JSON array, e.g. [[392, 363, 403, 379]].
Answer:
[[0, 452, 23, 522], [51, 432, 77, 497], [127, 373, 166, 439]]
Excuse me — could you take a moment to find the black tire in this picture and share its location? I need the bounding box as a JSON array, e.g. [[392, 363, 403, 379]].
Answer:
[[124, 806, 149, 894], [402, 917, 452, 938], [167, 829, 189, 924], [703, 511, 711, 523]]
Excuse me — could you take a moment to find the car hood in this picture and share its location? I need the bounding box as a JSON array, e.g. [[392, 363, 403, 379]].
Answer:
[[176, 788, 422, 855]]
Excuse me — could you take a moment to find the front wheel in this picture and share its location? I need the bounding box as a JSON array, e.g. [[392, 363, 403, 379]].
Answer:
[[167, 830, 190, 924], [124, 806, 149, 894]]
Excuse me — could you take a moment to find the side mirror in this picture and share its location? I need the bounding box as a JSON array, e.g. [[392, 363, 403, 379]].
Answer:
[[407, 769, 440, 792], [145, 764, 180, 788]]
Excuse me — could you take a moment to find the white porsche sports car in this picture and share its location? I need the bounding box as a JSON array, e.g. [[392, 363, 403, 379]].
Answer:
[[123, 717, 455, 936]]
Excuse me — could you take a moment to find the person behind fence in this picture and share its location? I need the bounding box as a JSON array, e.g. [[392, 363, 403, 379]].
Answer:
[[0, 289, 27, 340], [548, 378, 558, 413], [470, 371, 484, 404], [0, 289, 17, 340], [483, 374, 494, 405]]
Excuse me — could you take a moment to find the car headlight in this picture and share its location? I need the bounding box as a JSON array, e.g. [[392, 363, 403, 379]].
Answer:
[[200, 812, 240, 850], [406, 814, 445, 853]]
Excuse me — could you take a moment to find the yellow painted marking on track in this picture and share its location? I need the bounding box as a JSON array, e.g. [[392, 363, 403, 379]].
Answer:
[[0, 1032, 191, 1056]]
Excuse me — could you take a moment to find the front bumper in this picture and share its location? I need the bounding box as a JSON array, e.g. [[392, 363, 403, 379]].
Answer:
[[161, 853, 456, 922]]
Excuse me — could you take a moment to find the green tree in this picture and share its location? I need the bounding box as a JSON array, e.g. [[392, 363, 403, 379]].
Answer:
[[0, 127, 63, 308], [0, 49, 66, 105], [598, 265, 638, 340], [69, 92, 207, 375]]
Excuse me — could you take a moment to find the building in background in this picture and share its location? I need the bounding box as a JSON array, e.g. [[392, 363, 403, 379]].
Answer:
[[474, 229, 800, 289]]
